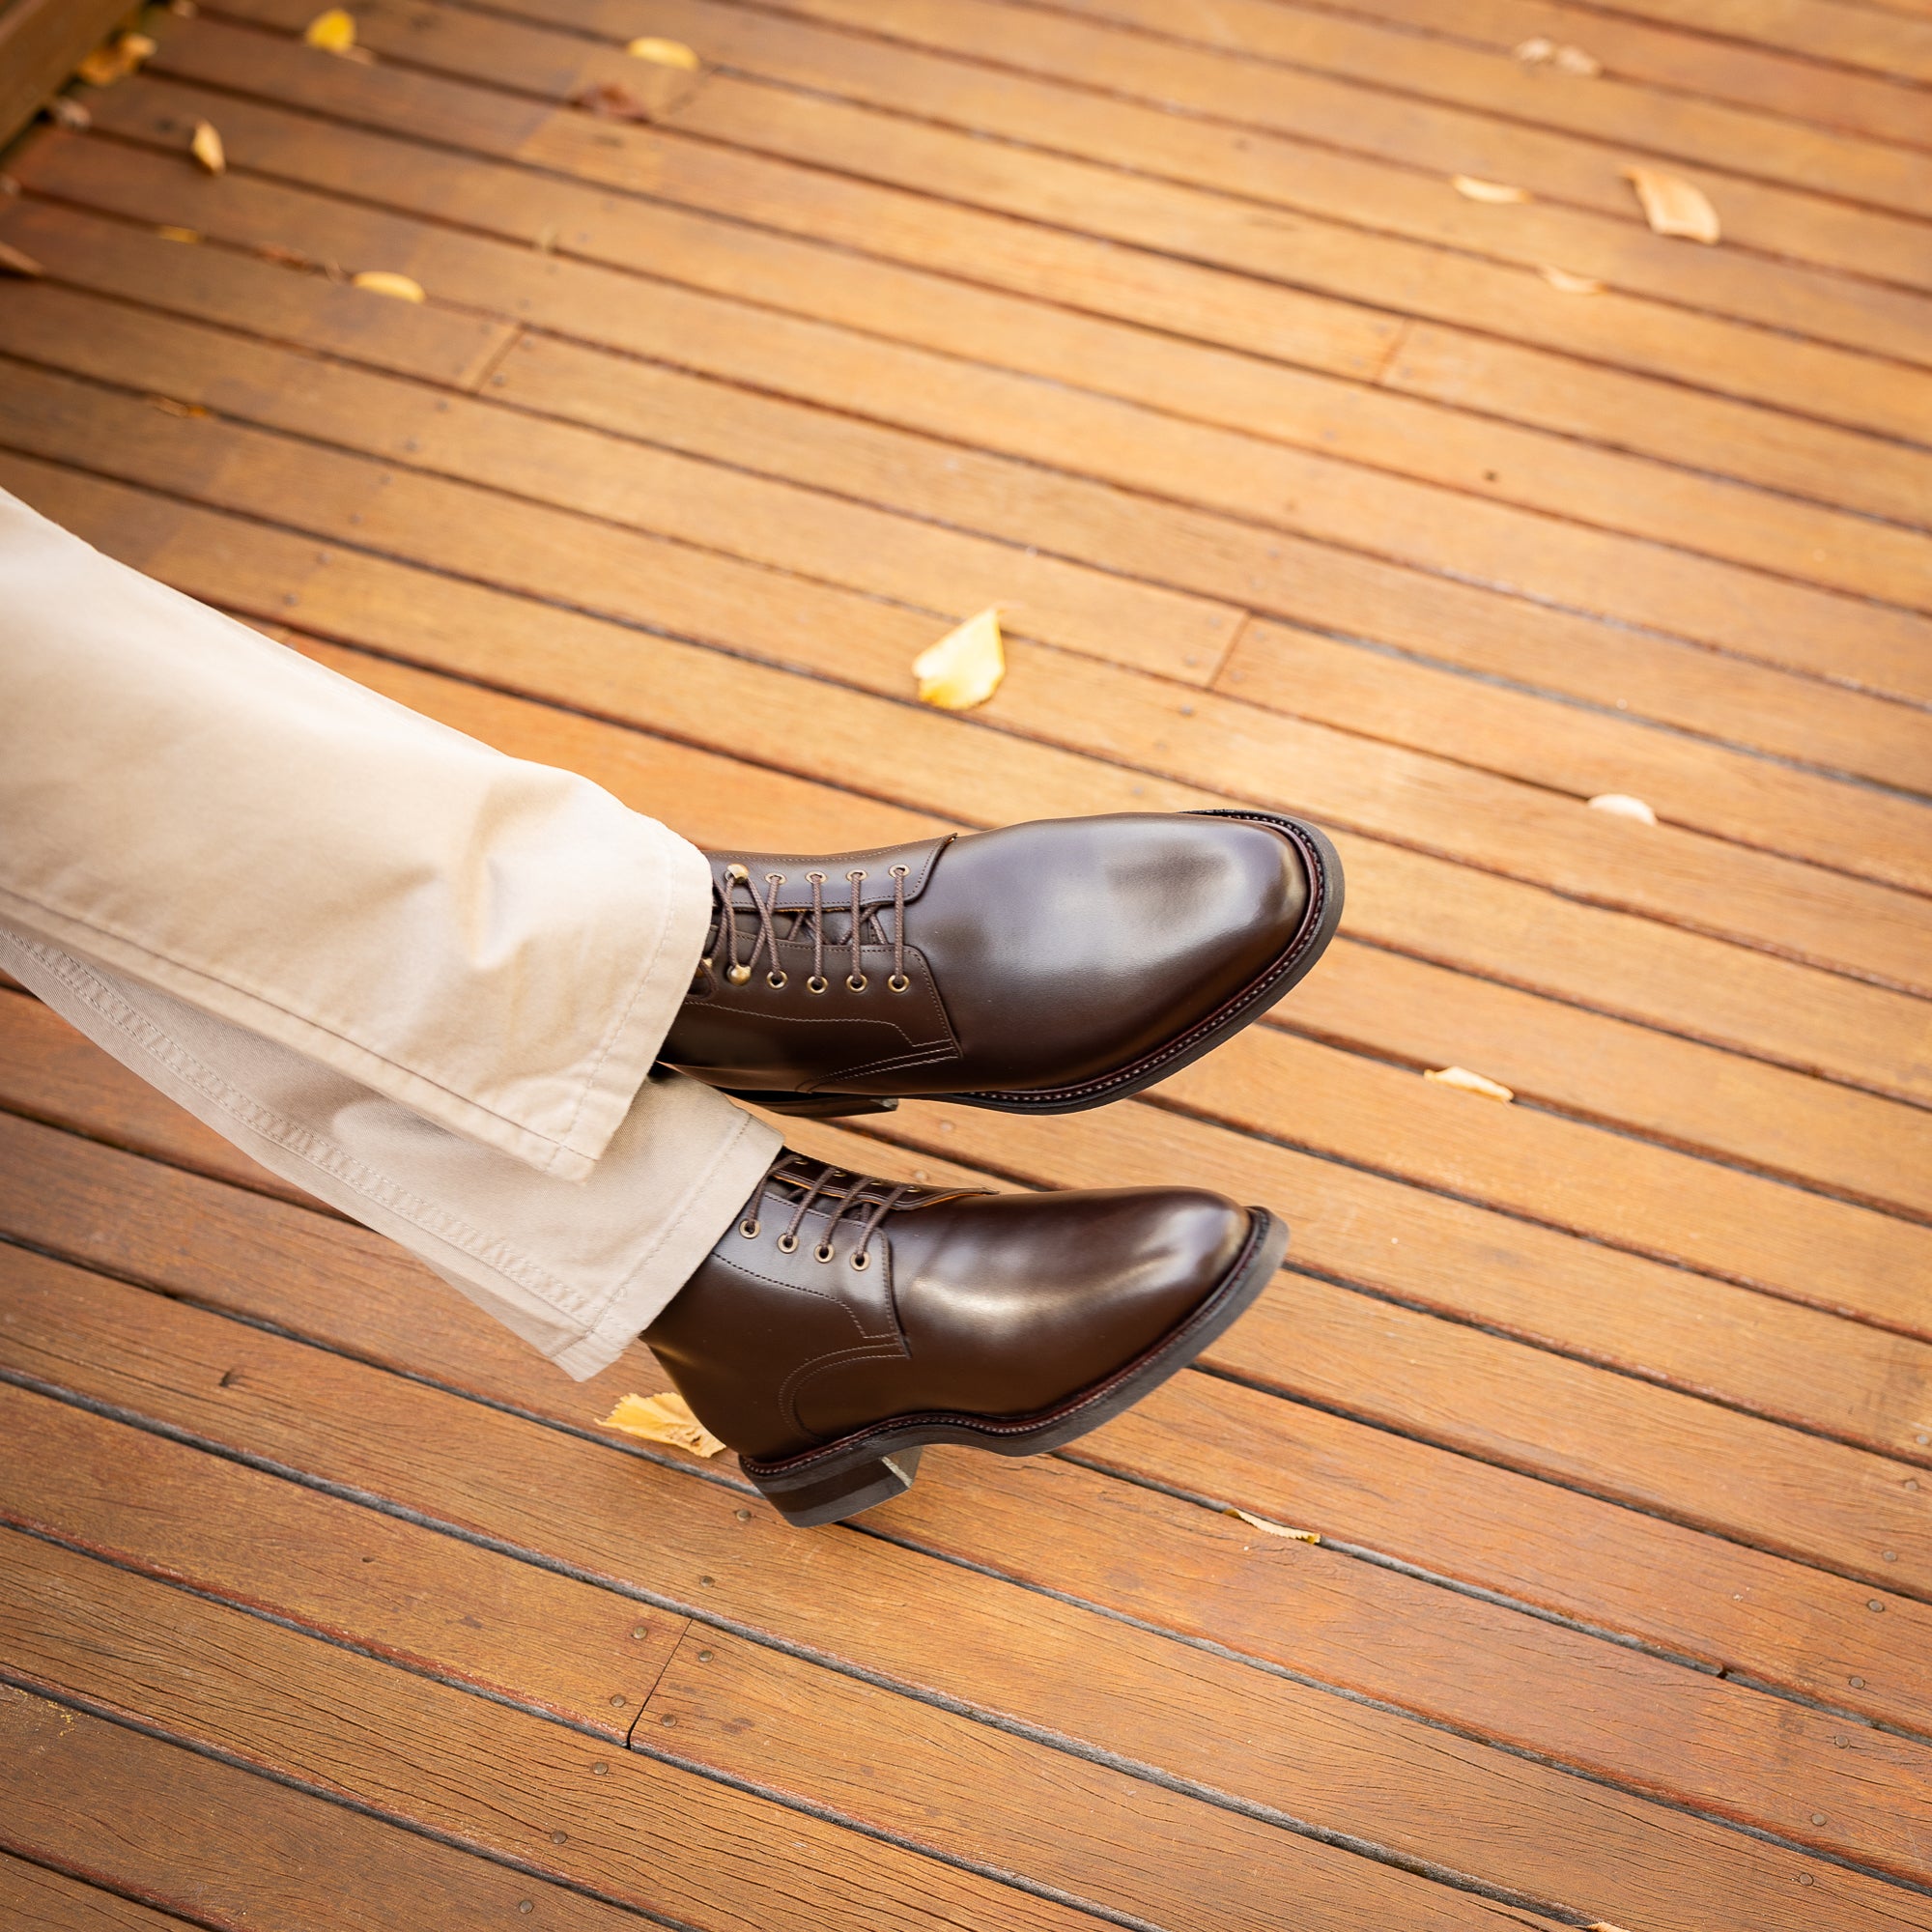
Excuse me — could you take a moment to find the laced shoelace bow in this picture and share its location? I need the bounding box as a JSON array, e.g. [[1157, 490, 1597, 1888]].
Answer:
[[737, 1156, 982, 1270], [702, 862, 912, 996]]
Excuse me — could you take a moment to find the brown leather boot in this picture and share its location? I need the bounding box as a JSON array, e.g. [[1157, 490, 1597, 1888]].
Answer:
[[662, 810, 1341, 1118], [643, 1152, 1287, 1526]]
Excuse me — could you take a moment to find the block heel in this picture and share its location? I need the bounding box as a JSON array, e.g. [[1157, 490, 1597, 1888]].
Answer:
[[721, 1090, 900, 1119], [747, 1443, 925, 1527]]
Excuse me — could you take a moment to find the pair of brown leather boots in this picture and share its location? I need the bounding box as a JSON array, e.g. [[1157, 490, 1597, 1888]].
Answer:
[[647, 810, 1344, 1525]]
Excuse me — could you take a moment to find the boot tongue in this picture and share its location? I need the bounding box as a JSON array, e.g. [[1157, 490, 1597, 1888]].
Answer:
[[762, 1153, 983, 1213]]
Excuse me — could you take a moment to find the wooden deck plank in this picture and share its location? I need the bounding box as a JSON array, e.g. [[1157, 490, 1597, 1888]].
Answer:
[[0, 1692, 695, 1932], [0, 1237, 1916, 1922], [9, 453, 1926, 1126], [918, 0, 1932, 210], [247, 0, 1932, 283], [0, 1381, 686, 1742], [9, 307, 1932, 999], [0, 1851, 195, 1932], [196, 1, 1932, 375], [0, 1384, 1550, 1932], [0, 1531, 1122, 1932], [1148, 0, 1932, 147], [115, 26, 1932, 693], [10, 200, 1926, 816]]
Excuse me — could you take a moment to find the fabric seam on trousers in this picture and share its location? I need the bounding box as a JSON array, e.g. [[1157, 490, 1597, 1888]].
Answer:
[[5, 933, 611, 1329], [0, 881, 633, 1174]]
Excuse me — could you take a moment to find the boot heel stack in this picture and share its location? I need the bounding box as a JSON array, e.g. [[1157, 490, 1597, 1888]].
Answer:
[[746, 1443, 924, 1527]]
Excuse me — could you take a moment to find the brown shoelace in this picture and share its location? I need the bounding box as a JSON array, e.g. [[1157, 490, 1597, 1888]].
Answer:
[[737, 1155, 982, 1270], [701, 862, 911, 997]]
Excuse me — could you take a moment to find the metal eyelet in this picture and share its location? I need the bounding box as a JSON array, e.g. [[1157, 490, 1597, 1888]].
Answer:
[[766, 970, 787, 989], [724, 863, 749, 882], [847, 974, 868, 993], [725, 964, 752, 984], [849, 1250, 871, 1271], [776, 1233, 798, 1254], [806, 975, 829, 995], [847, 868, 867, 881], [887, 973, 910, 993], [813, 1242, 836, 1264], [806, 870, 826, 883], [891, 864, 909, 877], [738, 1218, 760, 1239]]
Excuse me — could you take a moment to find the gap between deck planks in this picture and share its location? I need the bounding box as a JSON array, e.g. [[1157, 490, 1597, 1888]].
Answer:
[[6, 989, 1932, 1744], [0, 1226, 1921, 1928]]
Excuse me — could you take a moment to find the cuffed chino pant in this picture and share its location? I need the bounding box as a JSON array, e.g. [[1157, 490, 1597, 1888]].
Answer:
[[0, 487, 781, 1378]]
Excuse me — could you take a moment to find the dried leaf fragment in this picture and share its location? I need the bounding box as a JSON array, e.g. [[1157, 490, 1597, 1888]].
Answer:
[[351, 269, 425, 301], [0, 241, 44, 277], [601, 1391, 726, 1457], [1588, 791, 1657, 825], [147, 395, 210, 417], [572, 80, 653, 121], [1539, 265, 1603, 294], [77, 31, 156, 87], [1453, 175, 1531, 205], [190, 120, 225, 174], [1424, 1065, 1515, 1103], [48, 97, 93, 130], [1230, 1508, 1320, 1543], [156, 224, 201, 243], [915, 607, 1006, 711], [1515, 36, 1601, 73], [626, 36, 700, 68], [1622, 167, 1719, 242], [303, 8, 356, 52]]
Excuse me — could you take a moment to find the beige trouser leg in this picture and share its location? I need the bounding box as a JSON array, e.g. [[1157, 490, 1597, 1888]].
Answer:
[[0, 486, 780, 1379]]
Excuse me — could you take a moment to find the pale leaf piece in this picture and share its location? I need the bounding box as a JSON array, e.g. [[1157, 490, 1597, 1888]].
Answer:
[[1453, 175, 1531, 205], [1515, 37, 1600, 72], [915, 606, 1006, 711], [1539, 265, 1604, 294], [1424, 1065, 1515, 1103], [1514, 35, 1555, 61], [304, 8, 356, 52], [48, 97, 93, 130], [156, 225, 201, 243], [1588, 791, 1657, 825], [1622, 167, 1719, 242], [627, 36, 700, 68], [0, 241, 44, 277], [190, 120, 225, 174], [601, 1391, 726, 1458], [351, 270, 425, 301], [1231, 1508, 1320, 1543]]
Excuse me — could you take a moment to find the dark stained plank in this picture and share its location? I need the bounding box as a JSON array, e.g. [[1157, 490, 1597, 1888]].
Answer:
[[0, 1238, 1915, 1923], [0, 0, 127, 149], [0, 1851, 193, 1932]]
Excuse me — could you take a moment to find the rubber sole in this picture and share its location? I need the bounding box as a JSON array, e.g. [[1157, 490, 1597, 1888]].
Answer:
[[741, 1206, 1290, 1527]]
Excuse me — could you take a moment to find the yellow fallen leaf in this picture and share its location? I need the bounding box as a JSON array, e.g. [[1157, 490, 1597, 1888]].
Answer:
[[77, 31, 156, 86], [156, 225, 201, 243], [147, 395, 210, 417], [190, 120, 225, 174], [351, 270, 425, 301], [1424, 1065, 1515, 1102], [1230, 1509, 1320, 1543], [0, 240, 44, 277], [627, 37, 700, 68], [1622, 167, 1719, 243], [1539, 265, 1604, 294], [1588, 791, 1657, 825], [304, 8, 356, 52], [915, 606, 1006, 711], [1453, 175, 1530, 205], [601, 1391, 726, 1457]]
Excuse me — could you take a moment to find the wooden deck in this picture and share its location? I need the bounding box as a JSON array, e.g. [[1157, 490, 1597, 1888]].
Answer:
[[2, 0, 1930, 1925]]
